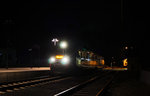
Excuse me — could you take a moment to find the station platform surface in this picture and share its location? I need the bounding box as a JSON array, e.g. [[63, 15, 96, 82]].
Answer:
[[103, 67, 128, 71], [0, 67, 50, 73]]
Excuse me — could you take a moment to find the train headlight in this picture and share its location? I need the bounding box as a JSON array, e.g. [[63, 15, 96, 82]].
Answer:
[[48, 57, 56, 64], [61, 56, 70, 65]]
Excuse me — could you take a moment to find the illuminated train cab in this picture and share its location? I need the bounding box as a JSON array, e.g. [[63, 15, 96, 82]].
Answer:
[[48, 55, 70, 72], [76, 49, 105, 69], [49, 55, 70, 65]]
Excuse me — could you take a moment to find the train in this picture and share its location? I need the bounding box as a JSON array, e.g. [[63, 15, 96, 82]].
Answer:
[[76, 49, 105, 69], [48, 48, 105, 72], [48, 54, 70, 72]]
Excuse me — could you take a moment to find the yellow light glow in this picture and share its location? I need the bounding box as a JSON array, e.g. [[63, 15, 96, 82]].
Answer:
[[89, 61, 97, 65], [55, 55, 64, 59], [101, 60, 105, 65], [123, 58, 128, 66]]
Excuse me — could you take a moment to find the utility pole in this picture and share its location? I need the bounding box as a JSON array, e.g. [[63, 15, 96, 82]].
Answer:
[[28, 49, 32, 68], [5, 19, 12, 69]]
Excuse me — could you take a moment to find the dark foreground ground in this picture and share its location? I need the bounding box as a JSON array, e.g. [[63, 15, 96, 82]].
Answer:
[[110, 71, 150, 96]]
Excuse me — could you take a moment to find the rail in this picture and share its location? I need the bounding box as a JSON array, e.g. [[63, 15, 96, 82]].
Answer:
[[54, 71, 113, 96], [0, 75, 69, 94], [96, 72, 117, 96]]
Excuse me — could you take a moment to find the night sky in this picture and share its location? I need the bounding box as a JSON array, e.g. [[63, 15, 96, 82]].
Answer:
[[0, 0, 148, 67]]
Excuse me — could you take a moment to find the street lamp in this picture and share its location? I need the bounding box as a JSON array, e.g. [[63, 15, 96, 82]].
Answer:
[[59, 41, 68, 55], [125, 46, 128, 50], [59, 41, 68, 49]]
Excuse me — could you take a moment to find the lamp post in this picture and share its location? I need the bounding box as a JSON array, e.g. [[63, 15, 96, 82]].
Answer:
[[28, 48, 32, 68], [59, 41, 68, 55]]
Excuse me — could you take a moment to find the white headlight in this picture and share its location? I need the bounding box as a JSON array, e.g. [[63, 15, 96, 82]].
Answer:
[[61, 56, 70, 65], [48, 57, 56, 63]]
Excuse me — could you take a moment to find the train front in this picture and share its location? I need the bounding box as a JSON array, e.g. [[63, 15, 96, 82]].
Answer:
[[48, 55, 70, 72]]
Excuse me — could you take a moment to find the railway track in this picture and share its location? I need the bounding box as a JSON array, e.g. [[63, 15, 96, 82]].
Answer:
[[0, 75, 70, 95], [0, 70, 116, 96], [54, 71, 117, 96]]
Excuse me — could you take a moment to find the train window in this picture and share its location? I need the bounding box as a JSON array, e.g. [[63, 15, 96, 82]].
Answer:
[[86, 53, 89, 59], [78, 51, 81, 57]]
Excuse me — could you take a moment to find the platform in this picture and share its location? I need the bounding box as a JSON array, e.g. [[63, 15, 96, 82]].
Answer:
[[103, 67, 128, 71], [0, 67, 50, 83], [0, 67, 50, 73]]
